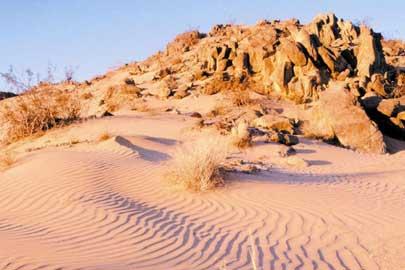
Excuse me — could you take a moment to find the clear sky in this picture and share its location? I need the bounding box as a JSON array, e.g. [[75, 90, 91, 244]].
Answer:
[[1, 0, 404, 90]]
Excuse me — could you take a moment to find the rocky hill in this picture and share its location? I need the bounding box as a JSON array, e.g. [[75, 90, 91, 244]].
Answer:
[[1, 13, 405, 154]]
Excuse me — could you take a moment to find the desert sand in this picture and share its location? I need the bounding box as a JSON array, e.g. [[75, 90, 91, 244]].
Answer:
[[1, 13, 405, 270], [1, 109, 405, 270]]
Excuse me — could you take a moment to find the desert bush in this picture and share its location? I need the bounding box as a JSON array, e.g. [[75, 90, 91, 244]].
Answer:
[[166, 136, 229, 192], [229, 87, 251, 106], [0, 151, 16, 171], [0, 89, 81, 144], [0, 64, 77, 93], [166, 30, 205, 54], [170, 57, 182, 66], [80, 92, 93, 100], [207, 105, 230, 117], [201, 75, 253, 106], [97, 132, 111, 142], [104, 84, 142, 112], [130, 100, 150, 112], [230, 121, 252, 149], [163, 75, 178, 90]]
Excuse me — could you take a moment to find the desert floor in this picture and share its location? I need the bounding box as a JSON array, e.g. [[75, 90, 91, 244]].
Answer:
[[1, 112, 405, 270]]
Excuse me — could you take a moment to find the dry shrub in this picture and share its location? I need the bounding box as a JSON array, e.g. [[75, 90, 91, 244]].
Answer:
[[0, 90, 81, 144], [97, 132, 111, 142], [81, 92, 93, 100], [170, 57, 182, 66], [166, 30, 205, 54], [229, 87, 251, 106], [166, 136, 229, 192], [192, 68, 209, 81], [104, 84, 141, 112], [0, 152, 16, 170], [207, 105, 230, 117], [230, 121, 252, 149], [201, 75, 253, 106], [164, 75, 178, 90]]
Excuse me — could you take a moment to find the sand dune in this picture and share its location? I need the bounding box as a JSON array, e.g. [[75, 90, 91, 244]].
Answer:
[[1, 115, 405, 270]]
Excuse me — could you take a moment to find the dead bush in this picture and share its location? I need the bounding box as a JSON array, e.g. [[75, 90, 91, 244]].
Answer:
[[97, 132, 111, 142], [166, 136, 229, 192], [166, 30, 206, 54], [81, 92, 93, 100], [230, 121, 252, 149], [201, 75, 253, 106], [104, 84, 142, 112], [0, 89, 81, 144], [0, 151, 16, 171]]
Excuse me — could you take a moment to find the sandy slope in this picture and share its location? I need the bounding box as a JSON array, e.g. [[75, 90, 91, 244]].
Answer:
[[1, 113, 405, 270]]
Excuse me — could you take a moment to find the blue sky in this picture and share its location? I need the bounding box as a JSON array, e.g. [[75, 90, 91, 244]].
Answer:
[[1, 0, 404, 90]]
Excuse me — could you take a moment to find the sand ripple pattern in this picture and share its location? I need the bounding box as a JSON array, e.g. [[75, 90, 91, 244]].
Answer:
[[1, 137, 404, 270]]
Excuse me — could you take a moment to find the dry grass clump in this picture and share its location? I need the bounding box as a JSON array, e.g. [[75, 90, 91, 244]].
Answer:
[[229, 87, 251, 106], [104, 84, 142, 112], [166, 136, 229, 192], [230, 121, 252, 149], [80, 92, 93, 100], [201, 75, 253, 106], [0, 152, 16, 171], [0, 90, 81, 144], [166, 30, 206, 54], [207, 105, 231, 117], [97, 132, 112, 142]]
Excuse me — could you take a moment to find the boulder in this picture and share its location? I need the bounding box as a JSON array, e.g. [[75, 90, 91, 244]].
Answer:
[[279, 39, 307, 66], [253, 115, 294, 134], [304, 86, 386, 153], [158, 87, 172, 99], [265, 132, 298, 146], [377, 99, 400, 117], [318, 46, 337, 73], [356, 26, 386, 78], [293, 29, 318, 61], [270, 53, 295, 93], [367, 73, 387, 96], [398, 111, 405, 121]]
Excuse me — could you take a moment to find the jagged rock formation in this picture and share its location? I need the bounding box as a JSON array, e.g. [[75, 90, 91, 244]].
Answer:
[[161, 13, 392, 103], [2, 13, 405, 154], [303, 85, 386, 153], [137, 13, 404, 153]]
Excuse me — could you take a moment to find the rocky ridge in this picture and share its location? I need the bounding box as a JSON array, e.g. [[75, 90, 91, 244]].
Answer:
[[2, 13, 405, 154]]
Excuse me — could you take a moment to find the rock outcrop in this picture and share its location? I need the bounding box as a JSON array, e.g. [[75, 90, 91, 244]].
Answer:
[[133, 13, 404, 153], [303, 85, 386, 153], [154, 13, 404, 153]]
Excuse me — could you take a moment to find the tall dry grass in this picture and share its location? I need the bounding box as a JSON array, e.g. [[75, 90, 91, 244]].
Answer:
[[166, 136, 229, 192], [0, 89, 81, 144]]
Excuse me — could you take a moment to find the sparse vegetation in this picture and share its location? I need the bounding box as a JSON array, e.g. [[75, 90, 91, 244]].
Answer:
[[201, 75, 253, 106], [80, 92, 93, 100], [0, 89, 81, 144], [229, 87, 252, 106], [166, 30, 205, 54], [97, 132, 112, 142], [166, 136, 229, 192], [230, 121, 252, 149], [0, 64, 77, 93], [104, 84, 142, 112], [0, 151, 16, 171]]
